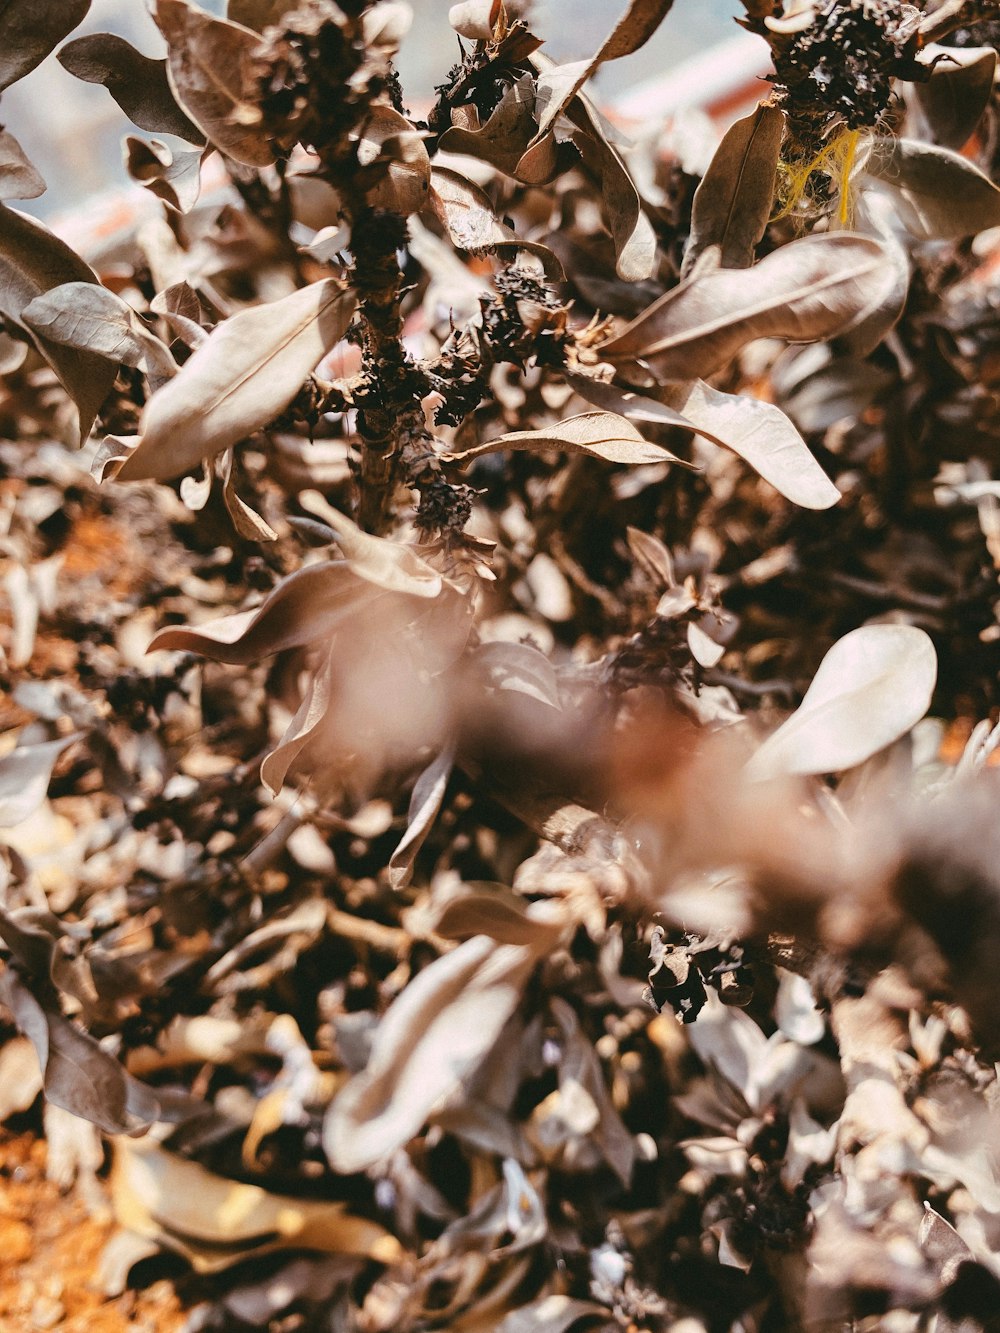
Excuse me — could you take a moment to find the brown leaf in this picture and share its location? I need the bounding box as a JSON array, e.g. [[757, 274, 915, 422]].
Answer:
[[438, 76, 540, 179], [445, 411, 684, 466], [388, 745, 456, 890], [22, 281, 177, 382], [0, 129, 45, 201], [862, 136, 1000, 241], [0, 969, 158, 1135], [115, 279, 355, 481], [153, 0, 274, 168], [58, 33, 206, 144], [570, 123, 656, 283], [682, 103, 785, 276], [0, 205, 119, 441], [299, 491, 443, 597], [914, 43, 997, 152], [125, 136, 204, 214], [227, 0, 293, 30], [324, 931, 546, 1172], [112, 1139, 402, 1273], [429, 167, 563, 277], [600, 233, 896, 380], [0, 0, 91, 93], [219, 448, 277, 541], [357, 105, 430, 217]]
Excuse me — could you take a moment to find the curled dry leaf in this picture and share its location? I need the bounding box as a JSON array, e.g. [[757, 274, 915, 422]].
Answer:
[[0, 0, 92, 93], [449, 0, 500, 41], [388, 745, 456, 890], [497, 1295, 615, 1333], [446, 411, 684, 467], [22, 281, 178, 382], [0, 205, 120, 442], [115, 280, 356, 482], [324, 928, 554, 1172], [570, 123, 656, 283], [58, 33, 206, 145], [746, 624, 938, 780], [682, 103, 785, 276], [219, 447, 277, 541], [600, 233, 899, 381], [913, 44, 997, 152], [474, 640, 561, 709], [429, 167, 563, 277], [153, 0, 274, 168], [0, 129, 45, 201], [862, 137, 1000, 242], [125, 136, 204, 214], [357, 105, 430, 216], [148, 561, 369, 663], [112, 1139, 402, 1273], [227, 0, 293, 30], [0, 969, 159, 1136], [0, 733, 82, 828], [299, 491, 443, 597], [438, 76, 541, 180]]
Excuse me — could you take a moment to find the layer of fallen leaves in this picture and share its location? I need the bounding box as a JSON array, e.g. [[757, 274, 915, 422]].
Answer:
[[1, 1, 1000, 1331]]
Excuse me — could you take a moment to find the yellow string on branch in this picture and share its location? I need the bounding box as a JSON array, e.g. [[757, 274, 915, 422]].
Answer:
[[771, 127, 862, 227]]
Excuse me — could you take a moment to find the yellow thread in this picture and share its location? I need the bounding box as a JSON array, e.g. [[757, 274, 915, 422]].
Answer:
[[771, 127, 862, 226]]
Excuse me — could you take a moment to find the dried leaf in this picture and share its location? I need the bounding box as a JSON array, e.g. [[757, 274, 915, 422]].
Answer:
[[0, 129, 45, 201], [324, 932, 544, 1171], [125, 136, 204, 214], [358, 105, 430, 216], [0, 0, 91, 93], [448, 0, 500, 41], [446, 412, 684, 466], [111, 1139, 402, 1272], [219, 448, 277, 540], [0, 204, 120, 441], [388, 745, 455, 890], [299, 492, 443, 597], [429, 167, 563, 277], [22, 281, 177, 381], [862, 137, 1000, 241], [439, 76, 540, 179], [0, 733, 82, 828], [570, 125, 656, 283], [153, 0, 274, 168], [914, 44, 997, 152], [0, 1037, 43, 1120], [148, 561, 368, 663], [662, 379, 840, 509], [58, 33, 206, 144], [227, 0, 292, 30], [682, 103, 785, 276], [497, 1295, 613, 1333], [115, 280, 355, 482], [474, 640, 561, 708], [529, 0, 676, 146], [747, 624, 938, 779], [0, 969, 158, 1135], [600, 233, 898, 380]]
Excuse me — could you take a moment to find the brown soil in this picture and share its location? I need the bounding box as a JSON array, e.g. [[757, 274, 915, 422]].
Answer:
[[0, 1132, 185, 1333]]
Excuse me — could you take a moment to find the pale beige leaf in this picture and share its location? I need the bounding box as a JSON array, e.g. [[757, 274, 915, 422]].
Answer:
[[446, 412, 683, 466], [58, 33, 205, 144], [299, 491, 443, 597], [148, 561, 367, 663], [429, 167, 563, 276], [747, 625, 938, 780], [0, 204, 120, 441], [388, 745, 455, 889], [498, 1296, 614, 1333], [22, 282, 177, 381], [448, 0, 500, 40], [682, 103, 784, 276], [663, 380, 840, 509], [153, 0, 274, 168], [0, 733, 81, 828], [0, 0, 91, 92], [0, 129, 45, 200], [863, 136, 1000, 241], [219, 448, 277, 541], [601, 233, 896, 379], [324, 933, 543, 1171], [112, 1139, 402, 1273], [571, 126, 656, 283], [116, 280, 355, 481], [126, 137, 203, 214]]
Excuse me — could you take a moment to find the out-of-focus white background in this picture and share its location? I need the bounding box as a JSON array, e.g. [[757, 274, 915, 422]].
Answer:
[[5, 0, 742, 217]]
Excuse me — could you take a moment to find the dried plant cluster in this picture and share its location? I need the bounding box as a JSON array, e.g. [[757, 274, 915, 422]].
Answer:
[[2, 0, 1000, 1328]]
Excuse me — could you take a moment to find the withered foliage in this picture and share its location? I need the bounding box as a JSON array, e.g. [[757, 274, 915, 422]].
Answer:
[[1, 0, 1000, 1329]]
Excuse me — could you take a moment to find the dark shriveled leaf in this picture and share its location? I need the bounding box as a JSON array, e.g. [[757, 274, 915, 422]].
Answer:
[[0, 130, 45, 201], [227, 0, 292, 30], [116, 280, 355, 482], [600, 233, 897, 380], [0, 969, 158, 1135], [0, 205, 120, 442], [58, 34, 206, 145], [914, 44, 997, 152], [153, 0, 274, 168], [682, 103, 784, 276], [0, 0, 91, 93]]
